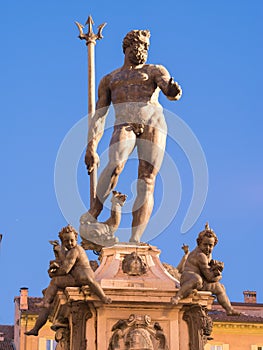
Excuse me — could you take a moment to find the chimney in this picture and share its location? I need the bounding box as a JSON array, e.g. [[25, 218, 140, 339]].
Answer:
[[20, 287, 29, 310], [243, 290, 257, 304]]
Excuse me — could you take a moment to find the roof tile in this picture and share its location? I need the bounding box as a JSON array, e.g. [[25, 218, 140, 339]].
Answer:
[[0, 340, 15, 349], [209, 310, 263, 323], [0, 325, 14, 340]]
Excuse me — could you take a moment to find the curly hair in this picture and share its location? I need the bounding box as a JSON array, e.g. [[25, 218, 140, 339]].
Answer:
[[196, 223, 218, 246], [122, 30, 150, 53], [58, 224, 78, 240]]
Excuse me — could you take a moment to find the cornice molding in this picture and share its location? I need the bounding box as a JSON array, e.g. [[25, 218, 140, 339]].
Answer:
[[213, 322, 263, 334]]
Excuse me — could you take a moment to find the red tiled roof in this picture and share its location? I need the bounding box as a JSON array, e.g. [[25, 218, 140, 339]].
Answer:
[[214, 300, 263, 307], [14, 297, 43, 314], [0, 340, 15, 350], [27, 297, 43, 314], [209, 310, 263, 323], [0, 325, 14, 340]]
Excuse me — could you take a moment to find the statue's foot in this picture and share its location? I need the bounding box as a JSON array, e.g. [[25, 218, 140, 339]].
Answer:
[[171, 296, 180, 305], [25, 329, 39, 336], [226, 309, 241, 316], [51, 322, 68, 331], [103, 296, 112, 304], [129, 236, 140, 244], [192, 289, 198, 296]]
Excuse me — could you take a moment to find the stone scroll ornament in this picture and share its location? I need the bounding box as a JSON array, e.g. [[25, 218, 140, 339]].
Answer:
[[108, 314, 169, 350], [54, 327, 70, 350], [183, 305, 213, 350]]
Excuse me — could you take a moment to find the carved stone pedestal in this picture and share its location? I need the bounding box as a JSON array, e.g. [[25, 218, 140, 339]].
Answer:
[[49, 244, 214, 350]]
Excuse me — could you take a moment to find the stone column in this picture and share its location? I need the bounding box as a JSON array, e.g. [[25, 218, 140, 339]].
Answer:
[[183, 305, 213, 350], [70, 301, 92, 350]]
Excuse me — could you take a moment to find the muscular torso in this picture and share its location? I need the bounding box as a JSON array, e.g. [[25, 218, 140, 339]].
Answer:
[[101, 64, 170, 126], [61, 246, 91, 276], [97, 64, 175, 129], [183, 247, 211, 275], [182, 247, 220, 284], [90, 63, 180, 137], [108, 65, 161, 104]]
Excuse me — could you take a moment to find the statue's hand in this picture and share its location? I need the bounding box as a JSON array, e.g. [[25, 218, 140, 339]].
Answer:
[[85, 149, 100, 175], [53, 245, 61, 253], [167, 78, 182, 100], [213, 274, 222, 282], [48, 269, 55, 278], [48, 262, 59, 278], [209, 259, 224, 273]]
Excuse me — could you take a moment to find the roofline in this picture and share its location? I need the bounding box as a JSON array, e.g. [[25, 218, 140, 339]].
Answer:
[[212, 320, 263, 325], [214, 301, 263, 307]]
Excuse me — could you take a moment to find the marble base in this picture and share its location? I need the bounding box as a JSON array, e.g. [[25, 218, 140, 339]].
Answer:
[[50, 244, 214, 350]]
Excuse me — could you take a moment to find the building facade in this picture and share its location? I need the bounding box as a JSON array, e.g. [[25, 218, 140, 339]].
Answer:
[[205, 291, 263, 350], [1, 288, 262, 349], [13, 288, 56, 350]]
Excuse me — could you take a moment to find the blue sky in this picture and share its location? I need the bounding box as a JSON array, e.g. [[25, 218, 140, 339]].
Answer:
[[1, 1, 262, 324]]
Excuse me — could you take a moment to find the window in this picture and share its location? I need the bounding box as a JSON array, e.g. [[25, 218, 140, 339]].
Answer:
[[46, 339, 57, 350], [39, 338, 57, 350], [205, 344, 229, 350]]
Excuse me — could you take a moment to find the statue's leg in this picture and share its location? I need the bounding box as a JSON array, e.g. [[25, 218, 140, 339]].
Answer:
[[35, 285, 58, 309], [171, 273, 202, 304], [36, 276, 77, 308], [130, 125, 166, 242], [89, 125, 136, 218], [25, 307, 50, 336], [26, 276, 78, 336], [84, 268, 112, 304], [212, 283, 240, 315]]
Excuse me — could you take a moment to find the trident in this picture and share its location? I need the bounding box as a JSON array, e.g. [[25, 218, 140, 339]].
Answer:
[[75, 16, 106, 207]]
